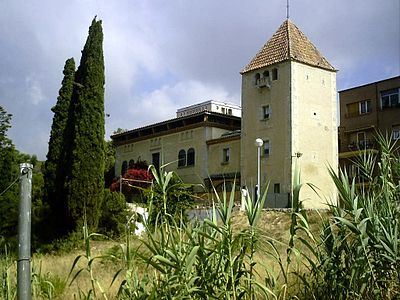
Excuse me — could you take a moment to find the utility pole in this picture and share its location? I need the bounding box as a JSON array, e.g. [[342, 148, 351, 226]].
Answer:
[[17, 163, 33, 300]]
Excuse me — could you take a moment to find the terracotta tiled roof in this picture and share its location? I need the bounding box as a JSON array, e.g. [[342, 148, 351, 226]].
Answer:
[[241, 20, 335, 74]]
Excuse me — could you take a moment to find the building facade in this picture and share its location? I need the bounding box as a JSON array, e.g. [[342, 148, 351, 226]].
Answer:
[[112, 101, 241, 198], [338, 76, 400, 180], [240, 20, 338, 208]]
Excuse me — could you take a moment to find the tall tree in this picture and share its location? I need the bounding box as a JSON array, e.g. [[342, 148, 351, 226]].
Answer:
[[0, 106, 18, 237], [66, 18, 105, 231], [43, 58, 75, 234]]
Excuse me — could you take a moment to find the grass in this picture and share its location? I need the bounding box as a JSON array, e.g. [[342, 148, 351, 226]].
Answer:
[[1, 209, 310, 299]]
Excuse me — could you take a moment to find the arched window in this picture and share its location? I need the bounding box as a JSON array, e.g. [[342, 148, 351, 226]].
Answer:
[[178, 149, 186, 167], [263, 70, 270, 78], [121, 161, 128, 176], [187, 148, 195, 166], [128, 159, 135, 169], [254, 73, 261, 85]]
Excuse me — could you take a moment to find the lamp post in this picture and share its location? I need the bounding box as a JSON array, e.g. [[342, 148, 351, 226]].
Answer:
[[255, 138, 264, 201]]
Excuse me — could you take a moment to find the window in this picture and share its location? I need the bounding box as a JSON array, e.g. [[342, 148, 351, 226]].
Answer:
[[381, 88, 400, 109], [359, 100, 371, 114], [222, 148, 230, 163], [227, 108, 232, 115], [263, 140, 270, 156], [187, 148, 195, 166], [262, 105, 271, 119], [272, 68, 278, 80], [121, 161, 128, 176], [152, 152, 160, 171], [221, 107, 226, 114], [393, 127, 400, 140], [128, 159, 135, 169], [357, 132, 366, 149], [263, 70, 270, 78], [274, 183, 280, 194], [178, 150, 186, 167], [346, 102, 359, 117], [254, 73, 261, 85]]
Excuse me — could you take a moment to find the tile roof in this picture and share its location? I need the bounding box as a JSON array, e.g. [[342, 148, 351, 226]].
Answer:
[[241, 20, 335, 74]]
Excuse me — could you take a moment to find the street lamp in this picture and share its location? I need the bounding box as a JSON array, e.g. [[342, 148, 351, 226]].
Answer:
[[255, 138, 264, 201]]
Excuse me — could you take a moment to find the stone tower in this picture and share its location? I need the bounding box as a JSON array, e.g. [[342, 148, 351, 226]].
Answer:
[[240, 20, 338, 208]]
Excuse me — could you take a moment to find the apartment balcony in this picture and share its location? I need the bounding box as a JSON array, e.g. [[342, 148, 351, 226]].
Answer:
[[347, 139, 376, 151]]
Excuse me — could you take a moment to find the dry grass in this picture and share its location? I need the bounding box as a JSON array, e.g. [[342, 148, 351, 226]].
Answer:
[[4, 210, 327, 299]]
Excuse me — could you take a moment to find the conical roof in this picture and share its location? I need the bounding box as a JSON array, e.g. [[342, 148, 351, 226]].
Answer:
[[241, 20, 335, 74]]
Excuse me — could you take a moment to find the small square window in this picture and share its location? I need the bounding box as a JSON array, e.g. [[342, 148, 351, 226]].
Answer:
[[262, 105, 270, 119], [359, 100, 371, 114]]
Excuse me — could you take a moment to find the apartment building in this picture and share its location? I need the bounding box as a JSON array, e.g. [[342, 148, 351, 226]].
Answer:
[[338, 76, 400, 179]]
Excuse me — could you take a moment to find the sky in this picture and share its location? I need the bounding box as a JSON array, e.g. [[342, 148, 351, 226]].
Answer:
[[0, 0, 399, 160]]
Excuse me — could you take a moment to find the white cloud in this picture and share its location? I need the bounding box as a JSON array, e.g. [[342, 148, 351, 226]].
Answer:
[[25, 77, 46, 105]]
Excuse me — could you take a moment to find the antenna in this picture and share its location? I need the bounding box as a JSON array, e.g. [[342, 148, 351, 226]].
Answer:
[[286, 0, 290, 19]]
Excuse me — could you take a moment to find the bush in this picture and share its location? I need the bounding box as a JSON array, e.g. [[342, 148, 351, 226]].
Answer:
[[98, 189, 127, 237], [110, 168, 153, 203]]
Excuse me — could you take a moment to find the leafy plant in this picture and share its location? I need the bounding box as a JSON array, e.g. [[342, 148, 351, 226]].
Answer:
[[289, 132, 400, 299], [145, 165, 193, 227]]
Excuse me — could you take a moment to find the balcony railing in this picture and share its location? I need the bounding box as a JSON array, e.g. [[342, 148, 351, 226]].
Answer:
[[255, 77, 271, 88], [347, 139, 376, 151]]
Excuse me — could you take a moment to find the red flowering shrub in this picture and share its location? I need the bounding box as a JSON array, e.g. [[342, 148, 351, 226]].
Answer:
[[110, 168, 153, 202]]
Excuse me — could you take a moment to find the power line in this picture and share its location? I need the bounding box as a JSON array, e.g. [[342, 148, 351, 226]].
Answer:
[[0, 175, 19, 196]]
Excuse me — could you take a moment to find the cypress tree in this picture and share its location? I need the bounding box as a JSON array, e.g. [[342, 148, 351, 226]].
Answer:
[[43, 58, 75, 235], [66, 18, 105, 230]]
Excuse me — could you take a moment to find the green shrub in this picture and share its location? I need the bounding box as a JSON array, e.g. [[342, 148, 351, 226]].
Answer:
[[98, 189, 127, 237]]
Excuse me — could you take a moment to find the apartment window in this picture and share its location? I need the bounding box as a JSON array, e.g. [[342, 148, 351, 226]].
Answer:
[[121, 161, 128, 176], [263, 140, 270, 156], [187, 148, 195, 166], [272, 68, 278, 80], [359, 100, 371, 114], [274, 183, 280, 194], [178, 149, 186, 167], [381, 88, 400, 109], [262, 105, 271, 119], [346, 102, 359, 117], [222, 148, 230, 163]]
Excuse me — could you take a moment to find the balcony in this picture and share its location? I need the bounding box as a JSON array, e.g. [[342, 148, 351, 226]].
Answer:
[[255, 77, 271, 88], [347, 139, 376, 151]]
